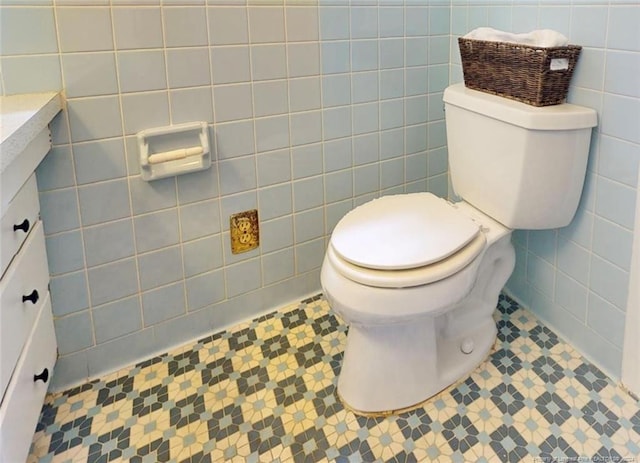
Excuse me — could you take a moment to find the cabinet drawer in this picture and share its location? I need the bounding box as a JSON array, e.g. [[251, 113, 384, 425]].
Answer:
[[0, 221, 50, 397], [0, 295, 56, 463], [1, 173, 40, 278]]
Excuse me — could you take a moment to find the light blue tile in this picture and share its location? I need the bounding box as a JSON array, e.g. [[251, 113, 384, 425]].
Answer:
[[290, 111, 322, 146], [138, 246, 184, 291], [589, 254, 629, 310], [73, 139, 127, 185], [93, 296, 142, 344], [129, 176, 177, 215], [117, 50, 167, 93], [225, 258, 262, 298], [46, 230, 84, 275], [295, 238, 325, 273], [380, 38, 404, 69], [380, 69, 404, 100], [55, 311, 94, 355], [326, 199, 352, 233], [219, 156, 257, 194], [293, 176, 324, 212], [429, 6, 450, 35], [526, 252, 555, 298], [251, 44, 287, 81], [134, 209, 180, 253], [259, 183, 292, 221], [451, 6, 468, 36], [572, 48, 605, 91], [50, 271, 89, 317], [83, 219, 135, 268], [39, 188, 80, 234], [351, 6, 377, 39], [248, 5, 284, 43], [592, 217, 633, 271], [209, 6, 248, 45], [213, 83, 253, 123], [406, 38, 428, 67], [538, 6, 570, 38], [604, 51, 640, 98], [142, 281, 186, 325], [406, 96, 428, 125], [554, 271, 588, 321], [220, 191, 257, 232], [428, 146, 447, 176], [380, 99, 404, 130], [607, 6, 640, 52], [528, 229, 557, 264], [570, 6, 608, 48], [210, 46, 251, 84], [56, 7, 113, 52], [262, 248, 294, 285], [427, 64, 449, 93], [163, 6, 208, 47], [322, 74, 351, 107], [405, 6, 429, 37], [379, 7, 404, 38], [113, 6, 163, 49], [121, 91, 170, 135], [428, 173, 447, 197], [254, 80, 288, 117], [598, 135, 640, 187], [319, 6, 350, 40], [511, 6, 537, 33], [353, 102, 378, 135], [289, 77, 321, 112], [215, 120, 255, 160], [325, 169, 353, 203], [176, 165, 219, 205], [595, 176, 636, 229], [59, 52, 116, 98], [351, 40, 378, 72], [557, 237, 590, 284], [354, 163, 379, 196], [380, 127, 404, 160], [323, 106, 352, 140], [68, 96, 122, 143], [292, 144, 323, 179], [261, 216, 294, 253], [407, 124, 427, 154], [285, 6, 319, 42], [406, 67, 428, 96], [87, 258, 139, 306], [381, 158, 404, 189], [287, 43, 320, 78], [467, 6, 489, 30], [36, 146, 75, 192], [86, 329, 156, 380], [166, 48, 211, 88], [353, 133, 378, 166], [182, 234, 223, 277], [429, 36, 449, 65], [324, 138, 352, 172], [587, 292, 626, 349], [294, 207, 324, 244], [50, 351, 88, 392], [427, 120, 446, 149], [256, 115, 290, 152], [180, 199, 221, 241], [186, 270, 225, 310], [321, 41, 350, 74], [257, 149, 291, 187], [0, 6, 57, 55], [352, 72, 378, 104]]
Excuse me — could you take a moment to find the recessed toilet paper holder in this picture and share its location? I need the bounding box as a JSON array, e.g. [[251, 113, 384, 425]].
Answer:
[[138, 121, 211, 181]]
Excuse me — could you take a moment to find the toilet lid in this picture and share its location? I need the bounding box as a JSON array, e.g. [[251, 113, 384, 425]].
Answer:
[[331, 193, 480, 270]]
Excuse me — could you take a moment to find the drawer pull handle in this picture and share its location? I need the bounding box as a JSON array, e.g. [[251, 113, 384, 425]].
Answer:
[[34, 368, 49, 384], [22, 289, 39, 304], [13, 218, 30, 233]]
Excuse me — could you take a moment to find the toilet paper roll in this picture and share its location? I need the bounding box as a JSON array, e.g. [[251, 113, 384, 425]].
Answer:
[[148, 146, 203, 164]]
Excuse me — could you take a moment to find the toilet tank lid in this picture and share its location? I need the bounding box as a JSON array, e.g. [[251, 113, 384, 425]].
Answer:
[[443, 83, 597, 131]]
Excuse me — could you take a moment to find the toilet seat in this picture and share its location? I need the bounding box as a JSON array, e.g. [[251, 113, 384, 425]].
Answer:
[[329, 193, 486, 288]]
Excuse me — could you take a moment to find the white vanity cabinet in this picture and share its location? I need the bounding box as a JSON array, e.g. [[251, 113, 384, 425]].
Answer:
[[0, 92, 62, 463]]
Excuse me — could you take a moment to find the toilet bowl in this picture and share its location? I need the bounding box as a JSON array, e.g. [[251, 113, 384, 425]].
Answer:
[[321, 83, 597, 415], [321, 194, 515, 413]]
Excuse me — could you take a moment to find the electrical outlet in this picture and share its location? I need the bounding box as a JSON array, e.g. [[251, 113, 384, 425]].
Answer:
[[230, 209, 259, 254]]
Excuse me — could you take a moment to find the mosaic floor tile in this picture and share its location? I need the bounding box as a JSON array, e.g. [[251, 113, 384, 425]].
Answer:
[[29, 294, 640, 462]]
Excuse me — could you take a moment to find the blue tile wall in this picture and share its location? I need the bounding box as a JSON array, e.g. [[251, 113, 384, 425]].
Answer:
[[1, 0, 449, 390], [448, 0, 640, 380]]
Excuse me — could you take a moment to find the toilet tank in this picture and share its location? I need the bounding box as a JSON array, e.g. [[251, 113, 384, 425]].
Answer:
[[443, 83, 597, 229]]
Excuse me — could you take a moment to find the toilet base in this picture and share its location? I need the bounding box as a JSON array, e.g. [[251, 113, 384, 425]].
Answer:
[[323, 234, 516, 415]]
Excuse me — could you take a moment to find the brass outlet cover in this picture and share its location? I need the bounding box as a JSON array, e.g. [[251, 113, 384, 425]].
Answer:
[[230, 209, 259, 254]]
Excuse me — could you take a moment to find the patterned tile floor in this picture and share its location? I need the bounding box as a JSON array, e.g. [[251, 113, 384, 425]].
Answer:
[[29, 294, 640, 463]]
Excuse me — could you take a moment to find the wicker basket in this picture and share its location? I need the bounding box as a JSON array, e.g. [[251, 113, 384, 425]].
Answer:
[[458, 37, 581, 107]]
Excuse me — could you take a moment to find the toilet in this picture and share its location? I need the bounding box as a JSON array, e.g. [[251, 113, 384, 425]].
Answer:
[[321, 83, 597, 414]]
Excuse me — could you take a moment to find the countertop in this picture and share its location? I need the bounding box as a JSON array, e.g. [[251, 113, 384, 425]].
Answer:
[[0, 92, 63, 174]]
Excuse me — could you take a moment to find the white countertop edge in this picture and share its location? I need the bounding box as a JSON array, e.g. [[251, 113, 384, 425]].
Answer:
[[0, 92, 64, 174]]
